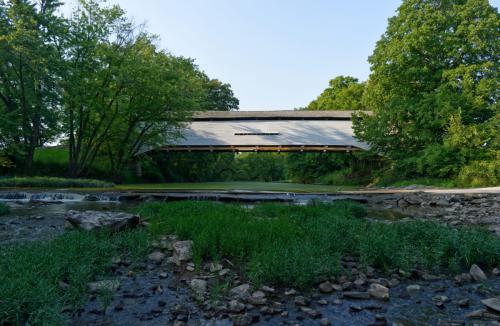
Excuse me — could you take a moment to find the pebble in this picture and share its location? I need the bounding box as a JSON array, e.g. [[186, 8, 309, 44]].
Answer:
[[318, 281, 334, 293], [147, 251, 165, 263], [343, 291, 370, 299], [406, 284, 421, 292], [320, 317, 331, 326], [368, 283, 390, 300], [469, 264, 488, 282], [294, 296, 308, 306]]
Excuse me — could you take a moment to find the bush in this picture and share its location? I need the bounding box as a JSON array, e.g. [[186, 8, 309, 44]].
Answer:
[[0, 177, 113, 188], [457, 158, 500, 187], [140, 201, 500, 287], [0, 202, 10, 216]]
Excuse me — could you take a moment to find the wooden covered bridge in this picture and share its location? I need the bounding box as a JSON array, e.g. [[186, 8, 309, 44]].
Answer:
[[153, 110, 369, 153]]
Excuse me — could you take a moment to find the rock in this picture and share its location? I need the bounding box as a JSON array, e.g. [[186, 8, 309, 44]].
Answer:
[[190, 279, 207, 297], [248, 291, 267, 305], [294, 296, 308, 306], [454, 273, 472, 284], [349, 305, 363, 312], [319, 281, 334, 293], [433, 295, 450, 303], [406, 284, 421, 292], [482, 297, 500, 313], [209, 262, 223, 272], [284, 289, 297, 296], [466, 309, 486, 319], [492, 267, 500, 276], [148, 251, 165, 263], [368, 283, 389, 300], [172, 241, 193, 262], [228, 300, 245, 313], [231, 284, 251, 299], [65, 210, 139, 231], [457, 298, 470, 308], [88, 280, 120, 293], [343, 291, 370, 299], [300, 307, 321, 318], [319, 318, 331, 326], [470, 264, 488, 282], [232, 314, 252, 326], [317, 299, 328, 305], [260, 285, 275, 293]]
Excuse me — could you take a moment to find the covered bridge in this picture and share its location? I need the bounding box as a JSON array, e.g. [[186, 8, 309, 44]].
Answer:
[[155, 110, 369, 153]]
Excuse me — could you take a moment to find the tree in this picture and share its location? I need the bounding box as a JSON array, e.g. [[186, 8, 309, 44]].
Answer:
[[354, 0, 499, 166], [0, 0, 64, 172], [308, 76, 365, 110], [201, 78, 239, 111]]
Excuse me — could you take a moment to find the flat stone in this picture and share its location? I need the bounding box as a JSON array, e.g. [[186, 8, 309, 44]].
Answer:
[[406, 284, 421, 292], [260, 285, 275, 293], [66, 210, 139, 231], [228, 300, 245, 313], [231, 284, 251, 299], [457, 298, 470, 308], [368, 283, 389, 300], [470, 264, 487, 282], [294, 296, 308, 306], [343, 291, 370, 299], [300, 307, 321, 318], [318, 281, 334, 293], [148, 251, 165, 263], [88, 280, 120, 293], [482, 297, 500, 313]]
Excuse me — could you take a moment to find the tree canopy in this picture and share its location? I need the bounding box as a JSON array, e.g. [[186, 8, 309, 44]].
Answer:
[[308, 76, 365, 110], [353, 0, 499, 183], [0, 0, 238, 179]]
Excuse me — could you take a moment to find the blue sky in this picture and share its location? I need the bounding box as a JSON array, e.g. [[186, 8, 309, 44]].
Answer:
[[62, 0, 500, 111]]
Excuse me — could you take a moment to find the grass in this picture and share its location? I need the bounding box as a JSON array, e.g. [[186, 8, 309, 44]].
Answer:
[[116, 181, 358, 192], [0, 176, 113, 188], [0, 202, 9, 216], [140, 201, 500, 287], [0, 230, 149, 326]]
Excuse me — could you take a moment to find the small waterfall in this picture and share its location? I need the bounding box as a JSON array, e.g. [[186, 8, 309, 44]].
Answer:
[[29, 193, 86, 202], [0, 192, 29, 201]]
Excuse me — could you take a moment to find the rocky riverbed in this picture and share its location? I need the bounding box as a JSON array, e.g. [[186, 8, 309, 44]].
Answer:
[[1, 189, 499, 325], [70, 234, 500, 326], [364, 192, 500, 235]]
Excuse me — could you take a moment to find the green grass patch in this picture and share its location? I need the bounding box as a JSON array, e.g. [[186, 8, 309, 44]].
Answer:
[[116, 181, 358, 192], [0, 202, 9, 216], [0, 177, 113, 188], [0, 230, 149, 325], [140, 201, 499, 288]]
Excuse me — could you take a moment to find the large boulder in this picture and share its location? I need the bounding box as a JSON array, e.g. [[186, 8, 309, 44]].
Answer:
[[65, 210, 139, 232]]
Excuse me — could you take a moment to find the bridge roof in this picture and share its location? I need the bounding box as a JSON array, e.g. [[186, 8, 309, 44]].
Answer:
[[150, 110, 370, 153]]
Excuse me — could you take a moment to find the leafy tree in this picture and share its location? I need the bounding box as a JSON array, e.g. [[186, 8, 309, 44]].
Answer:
[[308, 76, 365, 110], [0, 0, 64, 172], [201, 78, 239, 111], [354, 0, 499, 168]]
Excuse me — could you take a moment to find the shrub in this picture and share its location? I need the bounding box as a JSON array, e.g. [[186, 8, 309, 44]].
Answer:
[[457, 158, 500, 187], [0, 202, 10, 216], [0, 177, 113, 188]]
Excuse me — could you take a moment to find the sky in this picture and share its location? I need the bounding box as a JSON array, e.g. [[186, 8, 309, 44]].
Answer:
[[61, 0, 500, 111]]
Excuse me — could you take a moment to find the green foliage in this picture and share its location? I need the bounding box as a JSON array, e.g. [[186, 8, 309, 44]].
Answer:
[[232, 153, 286, 182], [0, 202, 9, 216], [140, 201, 500, 287], [0, 230, 149, 325], [0, 177, 113, 188], [308, 76, 365, 110], [354, 0, 499, 185]]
